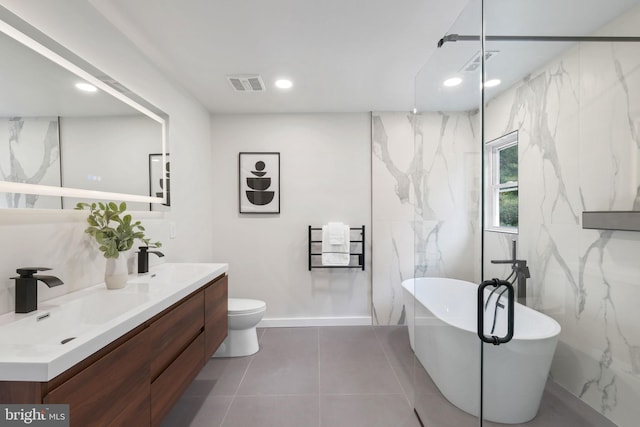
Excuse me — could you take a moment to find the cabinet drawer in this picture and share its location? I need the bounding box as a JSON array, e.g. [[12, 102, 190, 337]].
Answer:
[[149, 291, 204, 380], [44, 328, 150, 427], [151, 333, 205, 426], [205, 275, 228, 357]]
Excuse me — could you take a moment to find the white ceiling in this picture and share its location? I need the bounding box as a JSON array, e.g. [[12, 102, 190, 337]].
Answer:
[[91, 0, 640, 114], [91, 0, 469, 114], [0, 26, 141, 117], [416, 0, 640, 111]]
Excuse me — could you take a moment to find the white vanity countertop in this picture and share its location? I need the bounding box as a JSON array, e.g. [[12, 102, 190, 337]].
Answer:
[[0, 262, 228, 382]]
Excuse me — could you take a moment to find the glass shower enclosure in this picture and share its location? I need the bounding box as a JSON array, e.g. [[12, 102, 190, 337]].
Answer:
[[411, 0, 640, 426]]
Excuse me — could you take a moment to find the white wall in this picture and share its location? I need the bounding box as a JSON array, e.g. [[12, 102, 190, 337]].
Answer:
[[210, 113, 372, 326], [0, 0, 214, 315]]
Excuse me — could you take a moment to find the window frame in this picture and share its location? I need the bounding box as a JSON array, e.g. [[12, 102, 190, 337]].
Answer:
[[485, 131, 519, 234]]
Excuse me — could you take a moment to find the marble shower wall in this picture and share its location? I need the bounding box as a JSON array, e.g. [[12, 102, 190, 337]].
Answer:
[[483, 9, 640, 426], [371, 111, 481, 326]]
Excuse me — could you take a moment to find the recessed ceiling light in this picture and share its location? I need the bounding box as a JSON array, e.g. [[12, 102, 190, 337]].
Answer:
[[484, 79, 501, 88], [275, 79, 293, 89], [75, 82, 97, 92], [443, 77, 462, 87]]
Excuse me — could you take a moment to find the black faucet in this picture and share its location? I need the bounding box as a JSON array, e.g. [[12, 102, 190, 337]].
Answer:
[[490, 240, 530, 305], [12, 267, 64, 313], [137, 246, 165, 274]]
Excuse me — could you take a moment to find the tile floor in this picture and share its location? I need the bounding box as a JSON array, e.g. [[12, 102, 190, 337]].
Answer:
[[161, 326, 617, 427]]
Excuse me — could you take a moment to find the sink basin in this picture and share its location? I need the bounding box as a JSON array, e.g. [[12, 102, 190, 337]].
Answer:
[[0, 292, 150, 346], [127, 263, 222, 292], [0, 262, 229, 382]]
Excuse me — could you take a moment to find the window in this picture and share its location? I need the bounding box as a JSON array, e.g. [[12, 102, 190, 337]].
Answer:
[[486, 131, 518, 232]]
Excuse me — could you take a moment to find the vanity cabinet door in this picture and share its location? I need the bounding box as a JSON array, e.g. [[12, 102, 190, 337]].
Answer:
[[44, 328, 150, 427], [149, 291, 204, 380], [150, 333, 205, 426], [205, 275, 228, 357]]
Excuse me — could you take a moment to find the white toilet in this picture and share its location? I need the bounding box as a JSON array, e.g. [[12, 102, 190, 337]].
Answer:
[[213, 298, 266, 358]]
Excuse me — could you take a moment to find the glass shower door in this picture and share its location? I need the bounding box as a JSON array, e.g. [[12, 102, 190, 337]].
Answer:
[[411, 1, 485, 425], [480, 1, 640, 427], [413, 0, 640, 425], [410, 1, 528, 425]]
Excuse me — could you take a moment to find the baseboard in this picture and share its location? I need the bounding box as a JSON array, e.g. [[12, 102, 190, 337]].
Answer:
[[258, 316, 372, 328]]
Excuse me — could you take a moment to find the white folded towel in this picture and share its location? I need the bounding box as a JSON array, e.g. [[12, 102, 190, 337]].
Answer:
[[328, 222, 346, 244], [321, 224, 350, 266]]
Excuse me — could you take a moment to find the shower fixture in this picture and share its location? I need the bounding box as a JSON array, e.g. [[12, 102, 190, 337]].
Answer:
[[438, 33, 640, 48]]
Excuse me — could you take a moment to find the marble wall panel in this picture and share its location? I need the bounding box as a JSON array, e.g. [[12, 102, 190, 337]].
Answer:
[[483, 13, 640, 425], [372, 111, 480, 326]]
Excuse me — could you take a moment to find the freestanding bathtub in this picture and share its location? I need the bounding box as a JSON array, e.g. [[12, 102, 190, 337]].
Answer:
[[402, 277, 561, 424]]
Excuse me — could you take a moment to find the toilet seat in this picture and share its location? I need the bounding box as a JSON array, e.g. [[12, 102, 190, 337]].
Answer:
[[228, 298, 266, 315]]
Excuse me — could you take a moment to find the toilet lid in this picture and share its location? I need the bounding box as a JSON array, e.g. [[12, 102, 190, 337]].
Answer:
[[228, 298, 266, 314]]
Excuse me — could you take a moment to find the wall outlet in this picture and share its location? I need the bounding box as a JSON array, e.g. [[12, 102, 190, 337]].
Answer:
[[169, 221, 177, 239]]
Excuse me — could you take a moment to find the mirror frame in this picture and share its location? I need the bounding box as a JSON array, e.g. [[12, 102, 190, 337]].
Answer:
[[0, 6, 168, 207]]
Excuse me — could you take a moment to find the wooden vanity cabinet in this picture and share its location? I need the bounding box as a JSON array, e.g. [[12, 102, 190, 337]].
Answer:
[[149, 291, 204, 381], [205, 275, 228, 357], [151, 333, 205, 426], [44, 327, 151, 426], [0, 273, 228, 427], [148, 274, 229, 425]]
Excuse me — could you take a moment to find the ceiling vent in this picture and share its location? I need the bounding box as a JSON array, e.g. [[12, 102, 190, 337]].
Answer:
[[460, 50, 500, 73], [97, 76, 132, 94], [226, 74, 266, 92]]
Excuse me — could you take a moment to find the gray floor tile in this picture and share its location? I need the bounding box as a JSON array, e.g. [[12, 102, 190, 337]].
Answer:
[[519, 380, 617, 427], [319, 326, 403, 395], [160, 395, 232, 427], [320, 394, 420, 427], [320, 355, 404, 395], [412, 359, 442, 399], [319, 326, 381, 360], [414, 391, 481, 427], [222, 395, 319, 427], [236, 327, 319, 395], [390, 358, 417, 404], [161, 325, 620, 427], [373, 326, 418, 403], [374, 325, 415, 367], [184, 356, 253, 397]]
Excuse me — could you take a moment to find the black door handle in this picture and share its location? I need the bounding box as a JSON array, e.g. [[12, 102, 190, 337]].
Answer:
[[477, 278, 514, 345]]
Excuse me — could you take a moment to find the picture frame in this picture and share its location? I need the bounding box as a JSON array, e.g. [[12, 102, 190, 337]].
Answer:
[[149, 153, 170, 211], [239, 152, 280, 213]]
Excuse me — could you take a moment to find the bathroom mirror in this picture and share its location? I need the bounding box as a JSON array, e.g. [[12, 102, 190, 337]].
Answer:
[[0, 6, 168, 210]]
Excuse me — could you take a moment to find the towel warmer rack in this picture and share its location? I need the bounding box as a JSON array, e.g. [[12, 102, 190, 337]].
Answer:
[[308, 225, 365, 271]]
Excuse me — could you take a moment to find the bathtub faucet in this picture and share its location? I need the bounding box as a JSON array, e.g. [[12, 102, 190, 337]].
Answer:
[[490, 240, 530, 305], [484, 284, 508, 311]]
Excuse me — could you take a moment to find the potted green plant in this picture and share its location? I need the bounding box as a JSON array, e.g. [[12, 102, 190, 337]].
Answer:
[[76, 201, 161, 289]]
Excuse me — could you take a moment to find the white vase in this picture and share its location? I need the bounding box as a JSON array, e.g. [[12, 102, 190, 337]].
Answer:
[[105, 254, 129, 289]]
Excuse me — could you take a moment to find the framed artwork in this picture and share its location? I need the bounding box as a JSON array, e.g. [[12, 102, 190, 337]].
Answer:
[[149, 153, 170, 210], [239, 152, 280, 213]]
